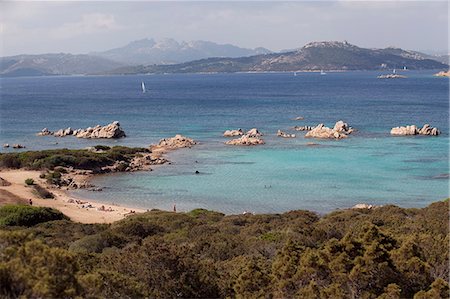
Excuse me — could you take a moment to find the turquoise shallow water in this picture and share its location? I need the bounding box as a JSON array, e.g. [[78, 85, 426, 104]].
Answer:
[[1, 71, 448, 213]]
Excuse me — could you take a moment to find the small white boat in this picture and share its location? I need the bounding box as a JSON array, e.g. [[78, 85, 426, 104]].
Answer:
[[141, 81, 146, 93], [320, 70, 326, 75], [294, 72, 297, 76]]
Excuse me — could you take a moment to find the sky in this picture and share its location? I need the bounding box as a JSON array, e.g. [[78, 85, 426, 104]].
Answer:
[[0, 1, 448, 56]]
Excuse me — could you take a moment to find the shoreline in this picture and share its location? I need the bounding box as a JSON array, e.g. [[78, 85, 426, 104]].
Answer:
[[0, 169, 147, 223]]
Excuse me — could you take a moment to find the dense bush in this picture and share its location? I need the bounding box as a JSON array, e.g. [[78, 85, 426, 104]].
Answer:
[[33, 184, 54, 199], [0, 200, 448, 298], [0, 147, 149, 171], [24, 178, 34, 185], [0, 205, 68, 227]]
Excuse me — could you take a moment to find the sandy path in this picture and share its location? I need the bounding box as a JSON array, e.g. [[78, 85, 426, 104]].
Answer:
[[0, 169, 145, 223]]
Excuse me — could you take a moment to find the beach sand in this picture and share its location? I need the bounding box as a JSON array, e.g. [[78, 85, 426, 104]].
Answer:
[[0, 169, 146, 223]]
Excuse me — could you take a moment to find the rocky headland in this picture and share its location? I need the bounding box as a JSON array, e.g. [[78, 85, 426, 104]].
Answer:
[[305, 121, 354, 139], [390, 124, 440, 136], [37, 121, 126, 139]]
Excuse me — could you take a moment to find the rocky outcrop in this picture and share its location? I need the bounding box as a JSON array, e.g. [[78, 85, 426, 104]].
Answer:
[[294, 125, 315, 131], [352, 203, 378, 210], [377, 74, 407, 79], [305, 121, 353, 139], [434, 70, 449, 77], [390, 124, 440, 136], [225, 135, 265, 146], [38, 121, 126, 139], [37, 128, 53, 136], [277, 130, 296, 138], [223, 129, 244, 137], [246, 128, 263, 137], [333, 120, 354, 134], [128, 154, 168, 171], [3, 144, 9, 148], [155, 134, 197, 150], [12, 144, 25, 149]]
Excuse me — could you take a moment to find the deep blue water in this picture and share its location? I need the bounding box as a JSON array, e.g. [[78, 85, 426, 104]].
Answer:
[[1, 71, 448, 213]]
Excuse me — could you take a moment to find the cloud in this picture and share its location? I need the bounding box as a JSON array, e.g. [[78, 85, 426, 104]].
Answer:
[[51, 13, 122, 39]]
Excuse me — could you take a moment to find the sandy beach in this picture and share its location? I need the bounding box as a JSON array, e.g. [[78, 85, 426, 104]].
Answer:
[[0, 169, 146, 223]]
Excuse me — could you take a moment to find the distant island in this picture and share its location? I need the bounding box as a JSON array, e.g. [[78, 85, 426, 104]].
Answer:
[[1, 40, 448, 77]]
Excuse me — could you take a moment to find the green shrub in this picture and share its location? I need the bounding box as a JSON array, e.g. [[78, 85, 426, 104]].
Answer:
[[33, 185, 54, 199], [0, 205, 68, 226], [24, 178, 34, 185], [93, 145, 111, 151]]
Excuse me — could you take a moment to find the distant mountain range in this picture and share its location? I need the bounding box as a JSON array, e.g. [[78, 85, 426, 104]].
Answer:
[[106, 41, 448, 75], [91, 38, 272, 65], [0, 40, 447, 77], [0, 53, 124, 77]]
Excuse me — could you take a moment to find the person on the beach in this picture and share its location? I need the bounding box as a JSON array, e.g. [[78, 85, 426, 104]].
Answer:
[[29, 199, 33, 206], [173, 204, 176, 213]]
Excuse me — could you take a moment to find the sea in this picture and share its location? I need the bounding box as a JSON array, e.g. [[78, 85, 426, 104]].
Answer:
[[1, 71, 448, 214]]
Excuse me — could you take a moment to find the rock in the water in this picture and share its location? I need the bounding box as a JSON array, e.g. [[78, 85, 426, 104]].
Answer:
[[156, 134, 197, 149], [246, 128, 263, 137], [12, 144, 25, 149], [294, 125, 315, 131], [390, 124, 440, 136], [434, 70, 450, 77], [223, 129, 244, 137], [225, 135, 265, 146], [37, 128, 53, 136], [333, 120, 354, 134], [294, 116, 304, 120], [3, 144, 9, 148], [277, 130, 296, 138], [51, 121, 126, 139], [377, 74, 407, 79], [305, 121, 353, 139]]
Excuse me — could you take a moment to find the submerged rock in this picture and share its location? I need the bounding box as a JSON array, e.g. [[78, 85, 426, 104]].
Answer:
[[390, 124, 440, 136], [277, 130, 296, 138], [223, 129, 244, 137], [12, 144, 25, 149], [305, 121, 353, 139], [294, 116, 304, 120]]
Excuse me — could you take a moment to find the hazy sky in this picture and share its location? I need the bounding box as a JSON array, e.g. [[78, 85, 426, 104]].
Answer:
[[1, 1, 448, 56]]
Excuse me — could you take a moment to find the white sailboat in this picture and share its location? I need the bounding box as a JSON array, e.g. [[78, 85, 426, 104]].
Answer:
[[294, 72, 297, 76], [141, 81, 146, 93], [320, 69, 326, 75]]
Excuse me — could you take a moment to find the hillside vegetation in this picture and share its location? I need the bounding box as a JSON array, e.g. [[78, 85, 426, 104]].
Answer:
[[0, 200, 448, 298], [0, 146, 148, 172]]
